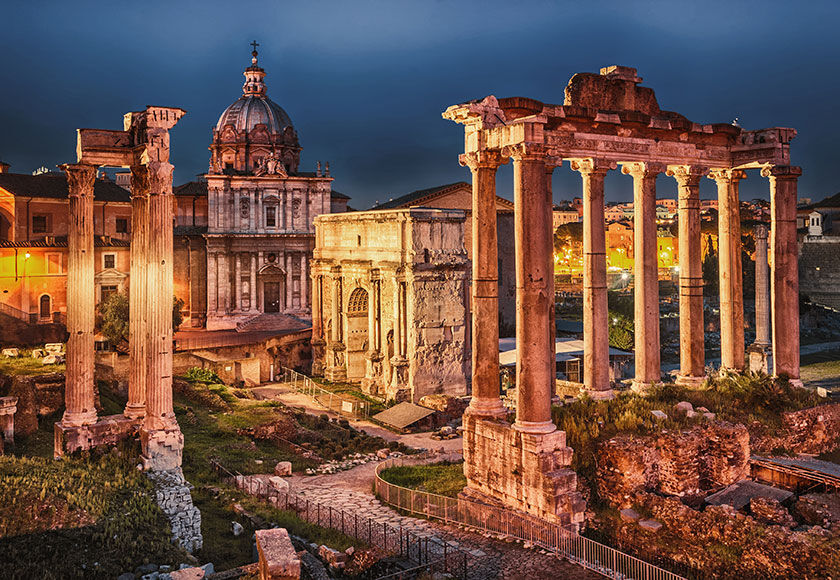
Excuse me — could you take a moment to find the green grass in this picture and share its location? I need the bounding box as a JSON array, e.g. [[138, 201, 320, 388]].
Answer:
[[310, 377, 388, 413], [378, 461, 467, 498], [0, 451, 186, 579], [0, 350, 65, 376]]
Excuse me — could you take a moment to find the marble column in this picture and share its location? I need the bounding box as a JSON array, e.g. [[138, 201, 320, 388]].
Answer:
[[325, 270, 347, 381], [710, 169, 746, 371], [234, 253, 241, 311], [143, 161, 177, 434], [748, 225, 773, 373], [219, 254, 229, 313], [250, 253, 257, 312], [300, 253, 308, 310], [126, 166, 149, 419], [285, 252, 294, 310], [58, 164, 98, 427], [312, 272, 324, 341], [461, 151, 507, 418], [573, 158, 614, 398], [510, 144, 554, 434], [207, 252, 217, 313], [763, 165, 802, 385], [669, 165, 706, 386], [622, 162, 663, 391]]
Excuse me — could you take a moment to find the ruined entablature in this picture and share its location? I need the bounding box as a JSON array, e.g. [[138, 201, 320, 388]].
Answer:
[[442, 65, 795, 169]]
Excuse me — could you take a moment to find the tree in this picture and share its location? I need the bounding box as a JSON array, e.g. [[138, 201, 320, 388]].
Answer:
[[702, 234, 719, 297], [608, 310, 634, 351], [96, 292, 186, 345]]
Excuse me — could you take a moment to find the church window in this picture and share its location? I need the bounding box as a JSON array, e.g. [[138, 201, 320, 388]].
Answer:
[[103, 253, 116, 269], [266, 206, 276, 227], [101, 285, 117, 303], [116, 218, 128, 233]]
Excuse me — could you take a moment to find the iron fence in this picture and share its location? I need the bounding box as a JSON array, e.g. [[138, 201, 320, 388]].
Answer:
[[374, 457, 690, 580], [277, 366, 372, 420], [209, 459, 472, 579]]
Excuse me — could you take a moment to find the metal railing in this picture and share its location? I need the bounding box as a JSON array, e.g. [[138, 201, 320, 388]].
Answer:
[[209, 459, 473, 579], [375, 457, 689, 580], [278, 366, 372, 420]]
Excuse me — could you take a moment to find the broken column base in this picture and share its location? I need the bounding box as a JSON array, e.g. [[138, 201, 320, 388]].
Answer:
[[462, 414, 586, 530], [147, 467, 203, 553], [54, 414, 141, 458], [140, 426, 185, 471], [748, 343, 773, 375], [675, 374, 706, 389], [256, 528, 301, 579]]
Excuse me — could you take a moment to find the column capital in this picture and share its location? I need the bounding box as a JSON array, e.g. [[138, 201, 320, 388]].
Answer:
[[569, 158, 616, 175], [707, 168, 747, 184], [754, 224, 769, 240], [145, 161, 174, 194], [502, 142, 546, 161], [459, 150, 507, 170], [666, 165, 707, 187], [60, 163, 97, 196], [620, 161, 666, 178], [760, 164, 802, 179]]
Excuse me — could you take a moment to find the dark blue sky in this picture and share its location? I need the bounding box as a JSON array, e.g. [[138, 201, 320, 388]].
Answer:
[[2, 0, 838, 207]]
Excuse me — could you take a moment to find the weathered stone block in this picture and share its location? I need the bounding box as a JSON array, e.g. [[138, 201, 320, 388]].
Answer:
[[638, 519, 663, 532], [53, 414, 140, 457], [274, 461, 293, 476], [256, 528, 301, 580]]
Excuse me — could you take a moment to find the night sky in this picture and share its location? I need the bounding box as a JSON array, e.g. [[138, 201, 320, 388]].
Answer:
[[2, 0, 839, 208]]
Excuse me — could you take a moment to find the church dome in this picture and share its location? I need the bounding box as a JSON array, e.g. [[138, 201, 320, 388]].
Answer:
[[209, 43, 301, 175]]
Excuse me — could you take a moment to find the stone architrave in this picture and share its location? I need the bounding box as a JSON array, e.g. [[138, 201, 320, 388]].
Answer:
[[668, 165, 707, 387], [763, 165, 803, 385], [462, 150, 507, 418], [710, 168, 747, 372], [748, 225, 773, 373], [571, 158, 615, 399], [508, 143, 555, 434], [58, 163, 98, 428], [622, 162, 663, 391]]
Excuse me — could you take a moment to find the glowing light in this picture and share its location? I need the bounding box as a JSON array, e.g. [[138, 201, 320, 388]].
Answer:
[[621, 272, 629, 280], [24, 253, 30, 259]]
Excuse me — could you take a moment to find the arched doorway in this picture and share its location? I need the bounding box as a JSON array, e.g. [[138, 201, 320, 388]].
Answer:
[[39, 294, 51, 320], [345, 287, 369, 380]]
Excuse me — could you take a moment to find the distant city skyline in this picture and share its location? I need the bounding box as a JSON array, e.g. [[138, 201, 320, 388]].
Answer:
[[2, 0, 838, 207]]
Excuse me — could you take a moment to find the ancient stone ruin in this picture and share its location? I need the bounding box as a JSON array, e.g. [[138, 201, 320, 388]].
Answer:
[[444, 65, 801, 526], [53, 106, 201, 551], [311, 208, 470, 402]]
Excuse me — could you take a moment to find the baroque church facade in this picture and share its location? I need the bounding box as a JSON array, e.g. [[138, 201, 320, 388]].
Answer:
[[174, 46, 349, 330]]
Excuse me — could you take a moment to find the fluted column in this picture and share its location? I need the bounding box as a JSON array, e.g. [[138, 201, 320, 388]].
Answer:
[[572, 158, 615, 398], [285, 252, 293, 311], [234, 253, 241, 311], [509, 144, 554, 434], [461, 151, 507, 418], [126, 166, 149, 419], [59, 163, 97, 427], [710, 169, 746, 371], [753, 225, 771, 347], [764, 165, 802, 385], [144, 161, 177, 433], [300, 253, 308, 310], [669, 165, 706, 386], [622, 162, 663, 391]]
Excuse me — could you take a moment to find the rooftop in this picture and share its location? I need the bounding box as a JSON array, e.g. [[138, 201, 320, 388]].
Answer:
[[0, 172, 130, 202]]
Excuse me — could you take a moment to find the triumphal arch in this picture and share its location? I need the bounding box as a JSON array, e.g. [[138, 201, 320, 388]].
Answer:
[[444, 66, 800, 526]]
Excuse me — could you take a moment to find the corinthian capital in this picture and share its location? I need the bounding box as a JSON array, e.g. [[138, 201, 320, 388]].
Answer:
[[60, 163, 97, 197], [760, 165, 802, 180], [569, 158, 616, 175], [502, 142, 546, 161], [620, 161, 666, 179], [145, 161, 174, 195], [459, 150, 507, 171], [666, 165, 707, 187], [707, 168, 747, 184]]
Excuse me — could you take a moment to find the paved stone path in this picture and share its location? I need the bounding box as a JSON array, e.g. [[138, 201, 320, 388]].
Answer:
[[291, 469, 602, 580]]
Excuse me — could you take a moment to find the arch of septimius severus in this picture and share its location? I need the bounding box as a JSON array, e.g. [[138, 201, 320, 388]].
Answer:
[[444, 66, 800, 526]]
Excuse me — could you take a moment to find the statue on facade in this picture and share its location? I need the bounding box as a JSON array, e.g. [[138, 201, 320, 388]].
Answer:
[[254, 152, 288, 177]]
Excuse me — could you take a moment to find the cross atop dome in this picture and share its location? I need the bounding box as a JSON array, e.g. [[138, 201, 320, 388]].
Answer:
[[250, 40, 259, 66]]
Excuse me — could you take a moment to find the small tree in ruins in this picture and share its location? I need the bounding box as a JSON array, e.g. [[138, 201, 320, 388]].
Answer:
[[97, 292, 186, 345]]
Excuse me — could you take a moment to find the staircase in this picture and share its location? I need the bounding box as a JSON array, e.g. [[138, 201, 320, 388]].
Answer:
[[235, 313, 310, 333]]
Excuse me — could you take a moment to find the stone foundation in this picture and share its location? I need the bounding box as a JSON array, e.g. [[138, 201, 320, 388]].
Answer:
[[597, 422, 750, 507], [140, 426, 185, 471], [751, 402, 840, 455], [53, 413, 140, 458], [461, 414, 585, 528], [256, 528, 301, 580], [147, 467, 203, 553]]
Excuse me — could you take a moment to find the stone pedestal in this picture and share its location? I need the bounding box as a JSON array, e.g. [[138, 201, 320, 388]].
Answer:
[[0, 396, 17, 454], [140, 426, 185, 471], [324, 341, 347, 382], [462, 414, 586, 528], [748, 344, 774, 374], [53, 414, 141, 458]]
